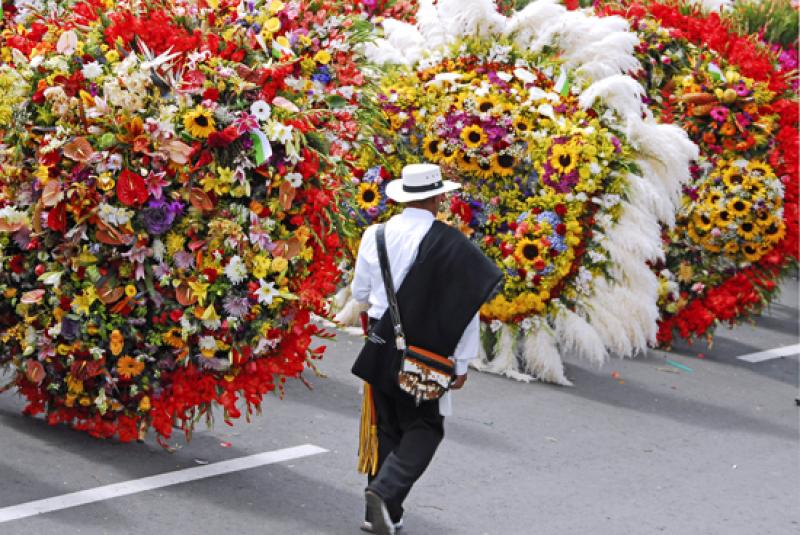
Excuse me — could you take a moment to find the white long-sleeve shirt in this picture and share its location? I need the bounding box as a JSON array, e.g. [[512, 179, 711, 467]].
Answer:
[[351, 208, 479, 415]]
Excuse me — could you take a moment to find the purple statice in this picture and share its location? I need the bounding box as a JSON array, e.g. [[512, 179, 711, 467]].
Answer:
[[610, 136, 622, 154]]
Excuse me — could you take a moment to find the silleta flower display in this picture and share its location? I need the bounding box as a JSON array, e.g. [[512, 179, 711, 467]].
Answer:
[[345, 0, 697, 384], [0, 0, 381, 442], [598, 1, 798, 347]]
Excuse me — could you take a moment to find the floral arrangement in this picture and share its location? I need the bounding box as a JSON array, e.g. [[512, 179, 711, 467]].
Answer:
[[598, 1, 798, 346], [345, 0, 697, 384], [0, 0, 382, 443]]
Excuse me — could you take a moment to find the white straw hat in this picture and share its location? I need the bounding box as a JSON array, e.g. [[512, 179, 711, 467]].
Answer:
[[385, 163, 461, 203]]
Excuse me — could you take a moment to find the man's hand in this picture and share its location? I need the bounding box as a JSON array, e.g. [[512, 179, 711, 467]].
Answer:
[[451, 374, 468, 390]]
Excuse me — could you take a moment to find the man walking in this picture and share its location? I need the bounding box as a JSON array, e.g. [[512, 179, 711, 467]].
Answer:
[[350, 163, 502, 534]]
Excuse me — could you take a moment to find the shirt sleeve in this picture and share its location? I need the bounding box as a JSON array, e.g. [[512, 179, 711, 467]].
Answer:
[[351, 226, 374, 304], [452, 314, 480, 375]]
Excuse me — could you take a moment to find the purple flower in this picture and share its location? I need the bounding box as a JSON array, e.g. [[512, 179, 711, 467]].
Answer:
[[142, 204, 175, 235], [61, 317, 81, 340], [223, 295, 250, 318], [173, 251, 195, 270]]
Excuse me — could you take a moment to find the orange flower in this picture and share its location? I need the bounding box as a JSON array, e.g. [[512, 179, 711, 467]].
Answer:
[[719, 122, 736, 136], [110, 329, 124, 356], [117, 355, 144, 379], [702, 132, 717, 145]]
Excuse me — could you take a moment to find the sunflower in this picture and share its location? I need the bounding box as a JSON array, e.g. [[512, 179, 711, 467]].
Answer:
[[736, 221, 758, 241], [117, 355, 145, 379], [742, 176, 765, 196], [747, 161, 774, 178], [549, 141, 579, 175], [475, 157, 494, 178], [692, 211, 714, 233], [458, 151, 480, 172], [727, 198, 751, 217], [514, 116, 532, 135], [492, 153, 516, 177], [721, 166, 745, 189], [514, 238, 540, 267], [461, 125, 488, 148], [713, 209, 734, 228], [423, 136, 443, 161], [183, 105, 216, 138], [763, 221, 785, 244], [754, 209, 771, 226], [741, 242, 763, 262], [357, 182, 381, 210], [723, 241, 739, 255], [702, 238, 723, 253], [707, 191, 724, 205], [440, 145, 459, 164], [475, 95, 498, 114]]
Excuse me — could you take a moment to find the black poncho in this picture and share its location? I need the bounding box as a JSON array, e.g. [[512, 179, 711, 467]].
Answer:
[[352, 221, 503, 397]]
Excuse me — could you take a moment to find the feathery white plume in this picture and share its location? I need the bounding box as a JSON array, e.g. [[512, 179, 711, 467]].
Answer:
[[554, 308, 608, 366], [522, 327, 572, 386]]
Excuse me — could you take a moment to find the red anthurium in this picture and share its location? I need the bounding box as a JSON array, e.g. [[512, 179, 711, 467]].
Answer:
[[117, 169, 149, 206]]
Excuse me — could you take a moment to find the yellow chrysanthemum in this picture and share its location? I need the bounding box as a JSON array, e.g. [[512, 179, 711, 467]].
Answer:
[[461, 125, 488, 149], [183, 105, 216, 138], [550, 142, 580, 175], [357, 182, 381, 210]]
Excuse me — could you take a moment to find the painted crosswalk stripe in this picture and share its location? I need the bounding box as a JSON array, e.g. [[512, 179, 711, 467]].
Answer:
[[0, 443, 327, 524], [737, 344, 800, 363]]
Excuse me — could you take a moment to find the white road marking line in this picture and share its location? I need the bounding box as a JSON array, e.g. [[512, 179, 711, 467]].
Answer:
[[737, 344, 800, 363], [0, 443, 327, 524]]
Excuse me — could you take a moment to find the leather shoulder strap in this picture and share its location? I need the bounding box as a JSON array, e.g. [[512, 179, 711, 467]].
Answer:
[[376, 225, 405, 344]]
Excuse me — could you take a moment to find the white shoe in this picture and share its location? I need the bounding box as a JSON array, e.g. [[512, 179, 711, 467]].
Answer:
[[365, 490, 396, 535], [360, 518, 403, 533]]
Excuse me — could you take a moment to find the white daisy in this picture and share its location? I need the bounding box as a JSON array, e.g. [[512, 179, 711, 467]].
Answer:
[[250, 100, 272, 121], [224, 255, 248, 285]]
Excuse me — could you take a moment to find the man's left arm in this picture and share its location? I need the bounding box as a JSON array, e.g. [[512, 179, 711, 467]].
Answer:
[[451, 314, 480, 389]]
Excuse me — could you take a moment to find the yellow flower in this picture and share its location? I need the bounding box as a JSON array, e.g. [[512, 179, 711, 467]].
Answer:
[[458, 151, 480, 172], [265, 17, 282, 33], [550, 141, 580, 175], [514, 116, 532, 135], [251, 255, 271, 279], [692, 211, 714, 233], [514, 238, 540, 267], [460, 125, 487, 149], [736, 221, 758, 241], [422, 136, 443, 161], [188, 279, 210, 306], [138, 396, 151, 412], [357, 182, 381, 210], [166, 233, 186, 256], [474, 95, 498, 114], [741, 243, 763, 262], [763, 221, 785, 244], [269, 0, 285, 13], [272, 256, 288, 272], [183, 105, 216, 139], [713, 209, 734, 229], [97, 173, 115, 191], [492, 153, 516, 177], [314, 50, 332, 65], [124, 284, 137, 298], [727, 198, 750, 217], [721, 166, 745, 189]]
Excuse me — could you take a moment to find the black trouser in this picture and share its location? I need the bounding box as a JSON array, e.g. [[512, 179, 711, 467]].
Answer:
[[366, 384, 444, 523]]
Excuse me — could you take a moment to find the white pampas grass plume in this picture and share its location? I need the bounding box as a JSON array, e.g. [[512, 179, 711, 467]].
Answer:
[[570, 33, 641, 81], [579, 75, 645, 123], [364, 40, 409, 65], [486, 323, 516, 374], [437, 0, 507, 39], [554, 308, 608, 366], [504, 0, 565, 49], [417, 0, 450, 49], [522, 328, 572, 386]]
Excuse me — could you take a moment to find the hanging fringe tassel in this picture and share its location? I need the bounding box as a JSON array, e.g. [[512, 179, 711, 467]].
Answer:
[[357, 382, 379, 476]]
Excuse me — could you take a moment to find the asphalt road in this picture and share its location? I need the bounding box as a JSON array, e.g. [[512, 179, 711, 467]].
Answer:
[[0, 276, 797, 535]]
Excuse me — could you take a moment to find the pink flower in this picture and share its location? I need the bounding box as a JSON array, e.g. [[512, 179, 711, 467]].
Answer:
[[709, 107, 729, 123]]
